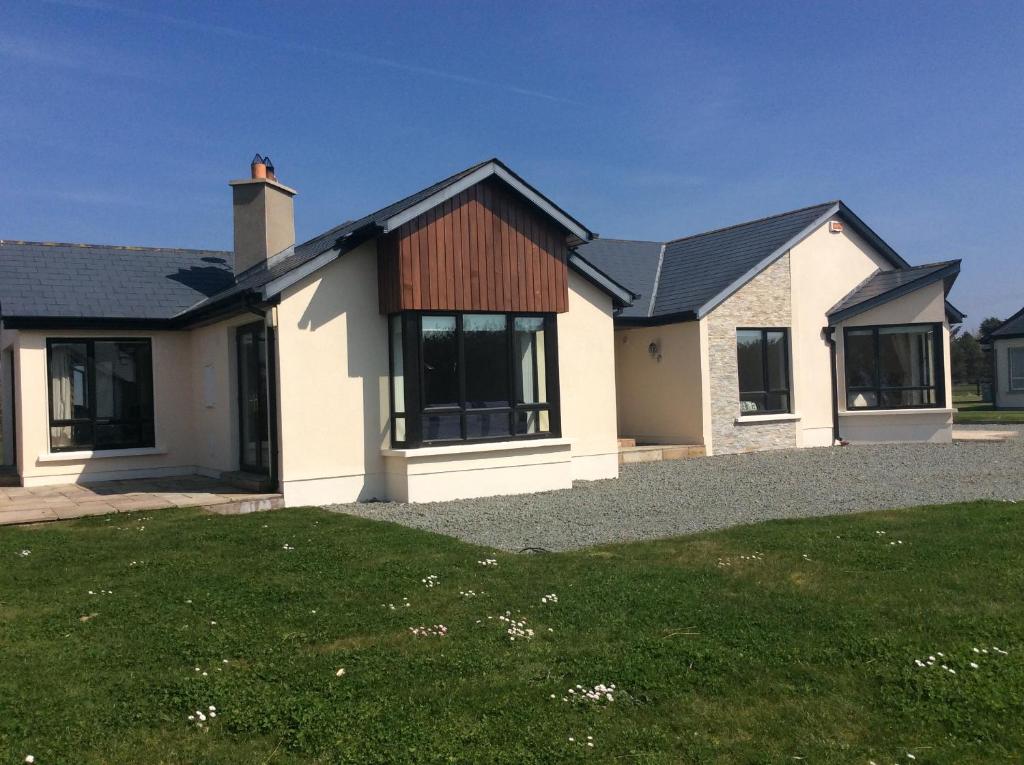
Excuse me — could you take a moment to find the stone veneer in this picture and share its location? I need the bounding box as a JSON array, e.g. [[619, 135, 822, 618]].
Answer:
[[705, 253, 797, 454]]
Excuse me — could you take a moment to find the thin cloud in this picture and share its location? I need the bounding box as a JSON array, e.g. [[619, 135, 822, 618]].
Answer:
[[44, 0, 582, 105]]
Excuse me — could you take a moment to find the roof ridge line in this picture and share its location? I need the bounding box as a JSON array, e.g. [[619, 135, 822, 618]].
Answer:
[[0, 239, 231, 255], [663, 201, 840, 246], [647, 243, 666, 317]]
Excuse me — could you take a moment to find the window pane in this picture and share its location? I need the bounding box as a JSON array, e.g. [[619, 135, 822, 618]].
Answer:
[[422, 413, 461, 441], [94, 341, 153, 421], [736, 330, 764, 394], [464, 314, 509, 408], [848, 390, 878, 408], [1011, 348, 1024, 391], [515, 408, 551, 435], [393, 415, 406, 443], [95, 423, 142, 450], [422, 316, 458, 407], [50, 424, 92, 450], [49, 342, 89, 420], [845, 330, 876, 388], [878, 326, 933, 388], [765, 331, 788, 391], [514, 317, 547, 404], [880, 388, 937, 408], [390, 315, 405, 414], [466, 411, 511, 439]]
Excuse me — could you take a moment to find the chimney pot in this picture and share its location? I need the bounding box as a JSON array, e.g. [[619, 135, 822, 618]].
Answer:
[[264, 156, 276, 181], [251, 153, 267, 180]]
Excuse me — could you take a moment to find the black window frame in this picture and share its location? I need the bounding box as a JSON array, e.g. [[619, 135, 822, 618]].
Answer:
[[45, 337, 156, 452], [388, 311, 561, 448], [736, 327, 792, 416], [843, 322, 945, 411], [1009, 346, 1024, 392]]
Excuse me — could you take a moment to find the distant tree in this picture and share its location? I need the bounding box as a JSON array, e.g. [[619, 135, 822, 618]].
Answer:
[[951, 332, 985, 385], [979, 316, 1004, 339]]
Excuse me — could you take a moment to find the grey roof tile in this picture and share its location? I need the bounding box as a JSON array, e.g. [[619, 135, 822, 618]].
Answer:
[[826, 261, 960, 321], [990, 306, 1024, 338], [578, 202, 838, 320], [0, 240, 233, 320]]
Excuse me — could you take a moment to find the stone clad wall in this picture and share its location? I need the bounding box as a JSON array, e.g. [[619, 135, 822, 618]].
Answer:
[[705, 254, 797, 454]]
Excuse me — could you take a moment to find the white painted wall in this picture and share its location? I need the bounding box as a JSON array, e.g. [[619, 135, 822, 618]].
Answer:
[[613, 321, 704, 445], [993, 337, 1024, 409], [788, 217, 893, 447]]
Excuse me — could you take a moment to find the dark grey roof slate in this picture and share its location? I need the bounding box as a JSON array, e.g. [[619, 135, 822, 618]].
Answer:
[[653, 202, 837, 317], [0, 240, 233, 320], [572, 238, 662, 318], [183, 158, 514, 314], [578, 202, 839, 320], [990, 306, 1024, 338], [826, 260, 960, 321]]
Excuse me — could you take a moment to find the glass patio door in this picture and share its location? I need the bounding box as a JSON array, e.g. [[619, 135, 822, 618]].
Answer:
[[237, 322, 270, 475]]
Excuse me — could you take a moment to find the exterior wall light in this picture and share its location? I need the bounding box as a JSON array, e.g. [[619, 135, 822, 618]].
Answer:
[[648, 341, 659, 356]]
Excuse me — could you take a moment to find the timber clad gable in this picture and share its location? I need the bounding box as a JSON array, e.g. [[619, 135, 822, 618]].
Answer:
[[377, 177, 570, 314]]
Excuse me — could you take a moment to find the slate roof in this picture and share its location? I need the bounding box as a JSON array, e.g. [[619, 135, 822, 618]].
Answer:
[[989, 306, 1024, 338], [0, 158, 626, 325], [580, 202, 838, 319], [570, 238, 662, 318], [0, 240, 233, 321], [826, 260, 961, 323]]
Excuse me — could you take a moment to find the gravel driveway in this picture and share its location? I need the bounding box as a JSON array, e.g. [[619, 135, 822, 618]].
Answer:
[[331, 425, 1024, 551]]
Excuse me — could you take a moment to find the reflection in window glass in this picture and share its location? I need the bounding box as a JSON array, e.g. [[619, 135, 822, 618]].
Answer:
[[736, 329, 790, 415], [514, 317, 547, 405], [844, 324, 941, 410], [422, 316, 458, 407], [464, 314, 509, 408]]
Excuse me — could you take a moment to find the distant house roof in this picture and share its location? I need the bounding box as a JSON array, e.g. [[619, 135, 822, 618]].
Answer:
[[0, 240, 233, 325], [580, 200, 964, 325], [1, 159, 633, 328], [826, 260, 961, 324], [987, 306, 1024, 340]]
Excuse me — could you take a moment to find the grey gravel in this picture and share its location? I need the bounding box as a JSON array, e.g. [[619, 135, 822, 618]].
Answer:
[[330, 426, 1024, 552]]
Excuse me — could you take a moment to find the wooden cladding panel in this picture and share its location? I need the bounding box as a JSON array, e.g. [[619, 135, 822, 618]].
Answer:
[[378, 179, 570, 314]]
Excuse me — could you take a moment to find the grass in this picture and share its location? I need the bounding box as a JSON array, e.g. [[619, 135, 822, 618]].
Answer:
[[2, 503, 1023, 764], [953, 386, 1024, 424]]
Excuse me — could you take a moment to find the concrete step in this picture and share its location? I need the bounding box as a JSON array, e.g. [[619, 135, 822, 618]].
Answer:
[[203, 496, 285, 515], [618, 444, 705, 465], [617, 437, 637, 448], [221, 470, 277, 493]]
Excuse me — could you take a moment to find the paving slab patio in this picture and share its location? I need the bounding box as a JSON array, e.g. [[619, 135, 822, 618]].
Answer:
[[0, 476, 283, 526]]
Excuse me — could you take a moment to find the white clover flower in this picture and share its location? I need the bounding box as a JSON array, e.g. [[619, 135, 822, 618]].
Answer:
[[336, 668, 346, 677]]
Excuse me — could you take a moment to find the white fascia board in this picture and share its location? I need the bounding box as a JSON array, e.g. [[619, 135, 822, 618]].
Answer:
[[648, 243, 666, 317], [695, 203, 840, 319], [383, 162, 592, 243], [261, 248, 341, 299]]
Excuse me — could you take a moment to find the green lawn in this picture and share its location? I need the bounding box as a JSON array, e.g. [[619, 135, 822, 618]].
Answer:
[[952, 384, 1024, 424], [2, 504, 1023, 764]]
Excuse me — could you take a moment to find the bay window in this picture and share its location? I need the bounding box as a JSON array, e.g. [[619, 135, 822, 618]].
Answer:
[[844, 324, 944, 409], [47, 338, 155, 451], [736, 328, 791, 415], [389, 313, 559, 447]]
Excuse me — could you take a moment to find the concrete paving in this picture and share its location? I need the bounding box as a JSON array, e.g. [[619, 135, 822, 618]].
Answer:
[[0, 475, 282, 526]]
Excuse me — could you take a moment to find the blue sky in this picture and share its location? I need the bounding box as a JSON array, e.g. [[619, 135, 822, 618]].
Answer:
[[2, 1, 1021, 330]]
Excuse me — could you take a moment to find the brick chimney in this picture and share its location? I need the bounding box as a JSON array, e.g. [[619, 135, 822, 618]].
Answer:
[[229, 154, 297, 275]]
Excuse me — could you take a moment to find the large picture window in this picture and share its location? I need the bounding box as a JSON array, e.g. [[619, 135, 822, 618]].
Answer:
[[844, 324, 943, 409], [47, 338, 155, 451], [736, 328, 791, 415], [1009, 347, 1024, 392], [389, 313, 559, 447]]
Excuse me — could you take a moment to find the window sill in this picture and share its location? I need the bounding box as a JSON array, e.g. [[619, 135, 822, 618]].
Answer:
[[735, 413, 800, 425], [37, 445, 168, 463], [839, 408, 954, 417], [383, 437, 571, 458]]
